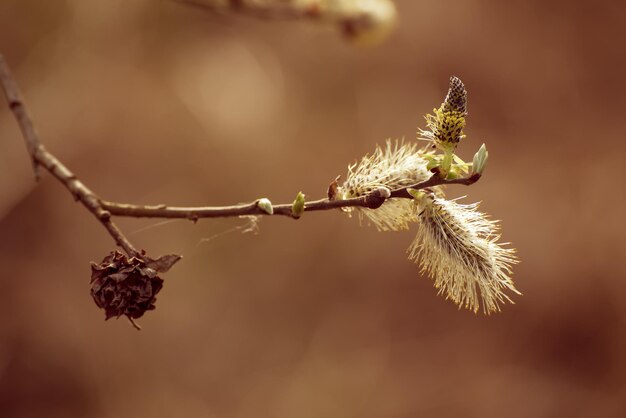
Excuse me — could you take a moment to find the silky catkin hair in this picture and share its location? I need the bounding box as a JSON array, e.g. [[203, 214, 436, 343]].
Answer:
[[338, 139, 431, 231], [408, 192, 519, 314]]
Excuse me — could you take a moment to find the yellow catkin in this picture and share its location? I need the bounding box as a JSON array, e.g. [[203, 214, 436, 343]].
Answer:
[[419, 76, 468, 152]]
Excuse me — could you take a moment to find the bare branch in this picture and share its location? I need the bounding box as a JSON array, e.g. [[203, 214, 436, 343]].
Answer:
[[0, 54, 140, 257], [0, 56, 41, 179], [100, 173, 480, 220]]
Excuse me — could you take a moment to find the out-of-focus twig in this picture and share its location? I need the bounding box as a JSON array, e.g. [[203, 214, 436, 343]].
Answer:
[[175, 0, 398, 44]]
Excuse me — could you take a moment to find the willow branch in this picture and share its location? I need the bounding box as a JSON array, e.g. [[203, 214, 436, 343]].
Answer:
[[175, 0, 397, 41], [1, 53, 479, 252], [0, 62, 40, 179], [0, 55, 140, 257], [100, 173, 480, 220]]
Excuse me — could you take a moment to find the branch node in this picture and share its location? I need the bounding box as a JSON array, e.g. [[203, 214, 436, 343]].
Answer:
[[468, 173, 481, 184], [364, 187, 390, 209], [97, 210, 112, 221]]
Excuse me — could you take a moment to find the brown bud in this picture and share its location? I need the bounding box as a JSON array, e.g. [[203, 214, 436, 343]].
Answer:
[[327, 175, 341, 200], [90, 251, 181, 326]]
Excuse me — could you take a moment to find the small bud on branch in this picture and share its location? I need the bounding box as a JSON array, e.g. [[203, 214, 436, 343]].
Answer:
[[256, 198, 274, 215], [291, 192, 306, 219]]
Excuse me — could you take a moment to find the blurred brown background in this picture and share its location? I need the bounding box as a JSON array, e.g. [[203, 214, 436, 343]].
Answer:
[[1, 1, 625, 417]]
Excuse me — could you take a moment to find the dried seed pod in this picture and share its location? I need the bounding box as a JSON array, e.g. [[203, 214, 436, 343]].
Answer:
[[90, 251, 180, 327]]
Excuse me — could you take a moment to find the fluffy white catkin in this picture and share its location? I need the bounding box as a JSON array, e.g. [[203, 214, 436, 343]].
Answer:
[[338, 139, 431, 231], [408, 192, 519, 314]]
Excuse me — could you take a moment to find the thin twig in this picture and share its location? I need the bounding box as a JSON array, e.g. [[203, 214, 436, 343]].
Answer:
[[0, 55, 140, 257], [99, 173, 480, 220], [1, 53, 479, 254], [0, 57, 41, 179]]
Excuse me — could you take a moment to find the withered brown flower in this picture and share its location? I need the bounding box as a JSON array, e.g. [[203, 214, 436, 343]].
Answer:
[[90, 250, 180, 328]]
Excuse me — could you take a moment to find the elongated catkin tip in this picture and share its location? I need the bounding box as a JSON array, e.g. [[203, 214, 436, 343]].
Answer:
[[443, 76, 467, 115]]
